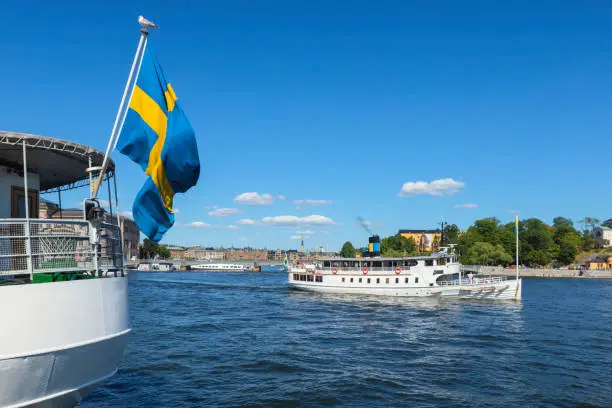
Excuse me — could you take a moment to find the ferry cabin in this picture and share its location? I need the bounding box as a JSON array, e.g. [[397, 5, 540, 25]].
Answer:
[[290, 255, 461, 289]]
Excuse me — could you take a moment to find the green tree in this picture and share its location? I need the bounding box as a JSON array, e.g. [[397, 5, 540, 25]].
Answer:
[[139, 239, 170, 259], [443, 224, 460, 245], [381, 234, 417, 256], [463, 242, 513, 266], [339, 241, 356, 258], [524, 249, 551, 267], [553, 217, 574, 229]]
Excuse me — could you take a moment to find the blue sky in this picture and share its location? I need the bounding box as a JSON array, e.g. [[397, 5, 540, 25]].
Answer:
[[2, 1, 611, 250]]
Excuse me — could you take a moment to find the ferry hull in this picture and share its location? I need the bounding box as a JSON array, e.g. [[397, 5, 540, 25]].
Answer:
[[289, 278, 521, 300], [0, 277, 131, 408]]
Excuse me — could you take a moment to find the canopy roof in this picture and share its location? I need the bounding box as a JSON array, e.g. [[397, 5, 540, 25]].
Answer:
[[0, 131, 114, 191]]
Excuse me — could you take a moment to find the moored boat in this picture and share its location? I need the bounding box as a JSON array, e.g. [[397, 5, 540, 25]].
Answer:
[[0, 131, 130, 407], [191, 263, 251, 272], [288, 239, 521, 300]]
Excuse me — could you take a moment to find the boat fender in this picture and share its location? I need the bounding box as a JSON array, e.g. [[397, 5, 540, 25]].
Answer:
[[332, 267, 338, 275], [395, 267, 402, 275], [362, 267, 369, 275]]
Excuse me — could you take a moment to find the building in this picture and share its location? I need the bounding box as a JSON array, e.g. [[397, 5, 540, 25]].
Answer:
[[40, 200, 139, 261], [224, 249, 268, 261], [593, 226, 612, 248], [398, 229, 442, 252], [585, 255, 612, 270], [184, 247, 224, 261], [165, 245, 186, 259]]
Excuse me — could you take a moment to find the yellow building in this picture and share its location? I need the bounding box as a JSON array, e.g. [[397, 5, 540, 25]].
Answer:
[[398, 229, 442, 252], [586, 256, 612, 270]]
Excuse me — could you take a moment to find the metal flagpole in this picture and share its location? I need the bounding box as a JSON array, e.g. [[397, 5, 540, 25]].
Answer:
[[516, 215, 519, 281], [91, 16, 158, 199], [22, 139, 33, 278]]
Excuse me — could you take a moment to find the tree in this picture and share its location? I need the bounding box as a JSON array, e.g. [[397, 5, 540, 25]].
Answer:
[[339, 241, 356, 258], [556, 242, 577, 266], [553, 217, 574, 229], [463, 242, 513, 266], [443, 224, 460, 245], [381, 234, 417, 256], [524, 249, 551, 267], [139, 239, 170, 259]]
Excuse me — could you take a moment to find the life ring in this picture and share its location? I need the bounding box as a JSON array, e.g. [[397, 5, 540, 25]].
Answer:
[[332, 267, 338, 275], [362, 267, 369, 275], [395, 267, 402, 275], [300, 264, 305, 269]]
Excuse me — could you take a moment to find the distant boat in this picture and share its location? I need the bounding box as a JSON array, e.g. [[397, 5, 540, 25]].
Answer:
[[191, 263, 252, 272], [137, 261, 177, 272], [288, 243, 521, 300]]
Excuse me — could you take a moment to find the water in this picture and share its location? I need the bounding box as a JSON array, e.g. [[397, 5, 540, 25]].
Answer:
[[84, 273, 612, 407]]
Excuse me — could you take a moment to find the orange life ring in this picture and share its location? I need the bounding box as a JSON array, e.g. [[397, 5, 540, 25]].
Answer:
[[332, 267, 338, 275], [395, 267, 402, 275], [362, 267, 369, 275]]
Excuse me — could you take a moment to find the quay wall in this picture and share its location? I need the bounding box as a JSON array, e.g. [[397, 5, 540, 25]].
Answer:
[[463, 265, 612, 279]]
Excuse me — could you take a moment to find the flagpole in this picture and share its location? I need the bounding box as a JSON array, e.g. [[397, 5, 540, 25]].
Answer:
[[515, 215, 519, 281], [91, 17, 157, 199]]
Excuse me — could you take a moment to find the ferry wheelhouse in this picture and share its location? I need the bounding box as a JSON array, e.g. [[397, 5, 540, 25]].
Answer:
[[0, 131, 130, 407], [289, 239, 521, 300]]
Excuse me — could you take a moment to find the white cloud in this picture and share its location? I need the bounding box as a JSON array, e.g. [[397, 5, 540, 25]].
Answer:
[[204, 205, 219, 210], [291, 235, 310, 240], [187, 221, 238, 230], [293, 199, 333, 206], [120, 210, 133, 218], [238, 215, 335, 227], [398, 178, 464, 197], [173, 208, 181, 214], [454, 203, 478, 209], [295, 230, 316, 235], [237, 218, 259, 225], [238, 237, 248, 241], [277, 195, 286, 201], [234, 192, 277, 206], [208, 207, 243, 217]]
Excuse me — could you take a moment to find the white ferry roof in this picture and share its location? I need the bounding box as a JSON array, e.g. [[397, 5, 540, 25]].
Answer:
[[320, 254, 449, 262], [0, 131, 113, 191]]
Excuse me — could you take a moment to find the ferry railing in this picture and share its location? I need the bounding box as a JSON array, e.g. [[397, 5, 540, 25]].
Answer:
[[437, 276, 507, 286], [0, 219, 123, 276]]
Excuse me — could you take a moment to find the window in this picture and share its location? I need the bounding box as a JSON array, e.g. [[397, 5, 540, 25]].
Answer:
[[429, 283, 433, 287], [386, 278, 389, 284], [425, 259, 434, 266], [315, 276, 323, 282], [293, 274, 298, 280], [376, 278, 380, 284], [359, 278, 362, 283], [405, 278, 409, 283], [395, 278, 399, 283], [415, 277, 419, 284], [342, 277, 345, 283], [433, 270, 443, 275], [350, 278, 354, 283], [367, 278, 371, 284], [11, 186, 39, 218]]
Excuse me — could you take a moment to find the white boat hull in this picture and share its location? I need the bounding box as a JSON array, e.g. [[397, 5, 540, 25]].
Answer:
[[0, 277, 130, 408], [290, 277, 521, 300]]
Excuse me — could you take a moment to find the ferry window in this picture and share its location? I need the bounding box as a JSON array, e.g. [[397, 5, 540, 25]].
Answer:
[[343, 262, 349, 267], [350, 278, 354, 283], [415, 277, 419, 284], [425, 260, 434, 266], [293, 274, 297, 280], [384, 261, 393, 268], [353, 261, 359, 268], [323, 261, 330, 267], [386, 278, 389, 284], [376, 278, 380, 284], [373, 261, 382, 268], [405, 278, 409, 283], [359, 278, 362, 283], [342, 277, 345, 283], [404, 260, 417, 267], [434, 270, 443, 275], [316, 276, 323, 282], [367, 278, 371, 284], [395, 278, 399, 283], [429, 283, 433, 287]]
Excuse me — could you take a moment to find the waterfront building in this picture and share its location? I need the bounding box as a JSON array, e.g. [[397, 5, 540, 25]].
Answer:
[[593, 226, 612, 248], [224, 248, 268, 261], [184, 247, 224, 261], [398, 229, 442, 252], [165, 245, 186, 259], [586, 255, 612, 270]]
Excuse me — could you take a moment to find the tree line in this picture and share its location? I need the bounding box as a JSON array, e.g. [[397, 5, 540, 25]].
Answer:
[[338, 217, 604, 267]]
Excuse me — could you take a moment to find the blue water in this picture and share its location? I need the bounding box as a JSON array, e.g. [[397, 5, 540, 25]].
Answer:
[[84, 272, 612, 407]]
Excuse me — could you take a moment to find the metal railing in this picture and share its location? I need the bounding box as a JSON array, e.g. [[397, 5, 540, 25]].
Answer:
[[437, 276, 507, 286], [0, 219, 123, 276]]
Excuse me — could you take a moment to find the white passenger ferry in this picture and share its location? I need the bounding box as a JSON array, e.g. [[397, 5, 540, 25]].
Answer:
[[191, 263, 251, 272], [288, 246, 521, 300]]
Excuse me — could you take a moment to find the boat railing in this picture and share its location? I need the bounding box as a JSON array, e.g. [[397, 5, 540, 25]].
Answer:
[[437, 276, 507, 286], [0, 219, 123, 276]]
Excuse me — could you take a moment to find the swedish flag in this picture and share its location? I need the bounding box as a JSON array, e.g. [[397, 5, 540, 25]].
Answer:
[[117, 47, 200, 242]]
